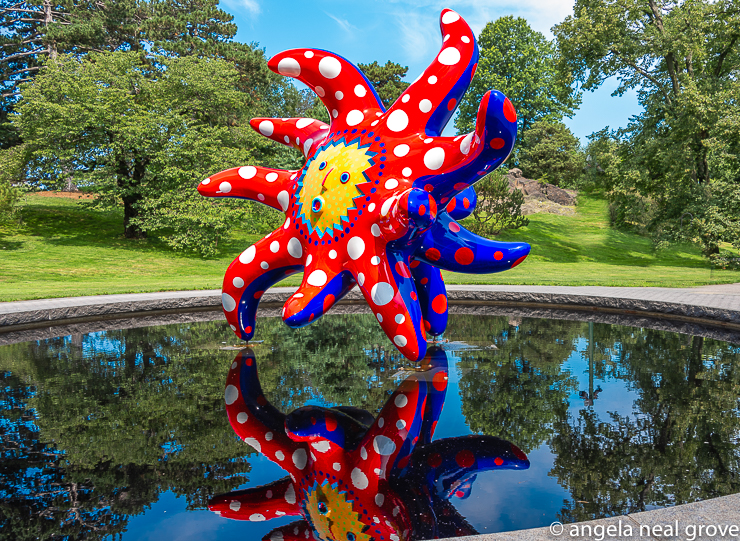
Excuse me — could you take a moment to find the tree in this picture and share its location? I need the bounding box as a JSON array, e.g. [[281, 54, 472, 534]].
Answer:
[[462, 170, 528, 236], [15, 52, 254, 254], [357, 61, 410, 109], [0, 145, 23, 225], [455, 16, 580, 145], [519, 119, 585, 187], [553, 0, 740, 259]]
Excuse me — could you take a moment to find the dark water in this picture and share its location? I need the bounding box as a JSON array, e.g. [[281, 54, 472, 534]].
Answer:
[[1, 314, 739, 540]]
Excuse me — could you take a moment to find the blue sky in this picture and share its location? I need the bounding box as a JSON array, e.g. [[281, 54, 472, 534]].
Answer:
[[220, 0, 640, 144]]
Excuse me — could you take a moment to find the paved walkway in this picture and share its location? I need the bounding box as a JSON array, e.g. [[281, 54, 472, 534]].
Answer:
[[2, 284, 740, 329]]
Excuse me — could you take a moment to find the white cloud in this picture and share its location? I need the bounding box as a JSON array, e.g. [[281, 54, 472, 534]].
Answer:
[[325, 12, 359, 34], [222, 0, 260, 17], [392, 10, 440, 62]]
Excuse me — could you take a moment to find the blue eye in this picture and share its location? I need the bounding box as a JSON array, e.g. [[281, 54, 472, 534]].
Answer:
[[340, 172, 350, 183], [312, 196, 324, 213], [346, 534, 356, 541], [318, 502, 328, 515], [319, 161, 327, 170]]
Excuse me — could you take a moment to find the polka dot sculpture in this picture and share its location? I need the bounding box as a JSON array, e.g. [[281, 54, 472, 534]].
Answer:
[[209, 347, 530, 541], [198, 9, 530, 361]]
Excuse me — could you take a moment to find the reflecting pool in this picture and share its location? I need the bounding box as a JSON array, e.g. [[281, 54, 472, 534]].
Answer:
[[1, 313, 739, 540]]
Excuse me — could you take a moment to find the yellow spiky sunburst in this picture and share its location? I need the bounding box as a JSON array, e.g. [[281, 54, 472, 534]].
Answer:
[[306, 482, 374, 541], [297, 140, 373, 236]]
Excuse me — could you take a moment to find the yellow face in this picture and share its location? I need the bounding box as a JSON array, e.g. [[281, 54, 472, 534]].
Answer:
[[298, 141, 373, 236], [306, 482, 373, 541]]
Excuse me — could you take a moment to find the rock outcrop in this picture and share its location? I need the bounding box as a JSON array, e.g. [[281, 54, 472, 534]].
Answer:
[[506, 168, 578, 216]]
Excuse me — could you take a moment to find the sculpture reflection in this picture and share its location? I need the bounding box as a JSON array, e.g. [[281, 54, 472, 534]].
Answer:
[[209, 346, 530, 540]]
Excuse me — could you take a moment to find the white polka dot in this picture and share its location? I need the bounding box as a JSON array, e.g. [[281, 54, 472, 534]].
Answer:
[[312, 441, 331, 453], [394, 394, 408, 407], [284, 218, 291, 230], [284, 484, 296, 504], [377, 313, 383, 323], [351, 468, 369, 489], [225, 384, 239, 404], [295, 136, 300, 145], [346, 109, 364, 126], [307, 270, 327, 286], [381, 198, 394, 215], [393, 144, 410, 157], [371, 256, 380, 265], [419, 99, 433, 113], [304, 50, 314, 58], [296, 118, 314, 129], [368, 203, 376, 212], [462, 35, 471, 43], [357, 272, 365, 286], [277, 57, 301, 76], [239, 166, 257, 179], [218, 181, 232, 194], [292, 448, 308, 470], [257, 194, 265, 201], [251, 513, 266, 521], [460, 133, 473, 155], [270, 241, 280, 253], [371, 224, 381, 237], [259, 120, 275, 136], [260, 261, 269, 270], [233, 277, 245, 288], [315, 85, 326, 97], [306, 254, 313, 266], [293, 293, 304, 298], [386, 110, 409, 132], [244, 437, 261, 452], [401, 94, 410, 103], [395, 314, 405, 324], [424, 137, 433, 143], [438, 47, 461, 66], [332, 109, 338, 118], [371, 282, 394, 305], [347, 237, 365, 260], [335, 90, 344, 100], [237, 412, 248, 423], [333, 462, 341, 471], [266, 490, 273, 499], [265, 432, 273, 441], [266, 172, 279, 183], [374, 435, 396, 455], [319, 56, 342, 79], [329, 249, 337, 259], [428, 75, 438, 84], [424, 147, 445, 170], [287, 237, 302, 258], [361, 447, 368, 460], [442, 10, 460, 24], [385, 178, 399, 189], [375, 493, 385, 506], [394, 335, 408, 347], [354, 84, 367, 97], [222, 293, 237, 312], [201, 178, 210, 185], [231, 361, 237, 369], [230, 324, 236, 331], [444, 34, 450, 42], [303, 138, 313, 155], [402, 167, 412, 177], [230, 501, 241, 511], [275, 451, 285, 461], [396, 419, 406, 429]]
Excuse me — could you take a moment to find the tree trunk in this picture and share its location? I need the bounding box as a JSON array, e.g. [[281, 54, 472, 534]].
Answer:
[[122, 193, 146, 238], [117, 157, 148, 239]]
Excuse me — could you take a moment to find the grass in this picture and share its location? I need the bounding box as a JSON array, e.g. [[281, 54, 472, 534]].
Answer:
[[0, 193, 737, 302]]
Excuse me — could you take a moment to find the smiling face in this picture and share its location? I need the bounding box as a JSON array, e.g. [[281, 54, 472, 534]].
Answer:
[[297, 140, 374, 237]]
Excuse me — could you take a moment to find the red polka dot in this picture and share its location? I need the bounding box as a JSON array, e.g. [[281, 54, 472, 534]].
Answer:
[[424, 184, 433, 192], [323, 294, 335, 312], [455, 449, 475, 468], [397, 456, 410, 469], [428, 453, 443, 468], [455, 490, 465, 498], [454, 247, 474, 265], [246, 357, 253, 366], [463, 197, 470, 209], [441, 197, 449, 204], [449, 222, 461, 233], [503, 98, 517, 123], [433, 370, 448, 391], [310, 416, 317, 425], [421, 277, 429, 285], [471, 63, 478, 79], [453, 182, 467, 191], [325, 414, 337, 431], [410, 291, 417, 301], [254, 291, 264, 299], [423, 319, 431, 331], [446, 198, 457, 212], [309, 313, 314, 322], [419, 204, 426, 216], [494, 251, 503, 261], [410, 259, 421, 268], [447, 98, 457, 111], [494, 457, 504, 466], [511, 443, 528, 461], [490, 137, 505, 149], [245, 326, 253, 334], [511, 254, 527, 268], [431, 294, 447, 314], [431, 420, 438, 434], [425, 247, 441, 261], [395, 261, 411, 278]]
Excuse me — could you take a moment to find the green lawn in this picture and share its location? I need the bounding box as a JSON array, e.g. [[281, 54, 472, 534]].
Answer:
[[0, 193, 737, 302]]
